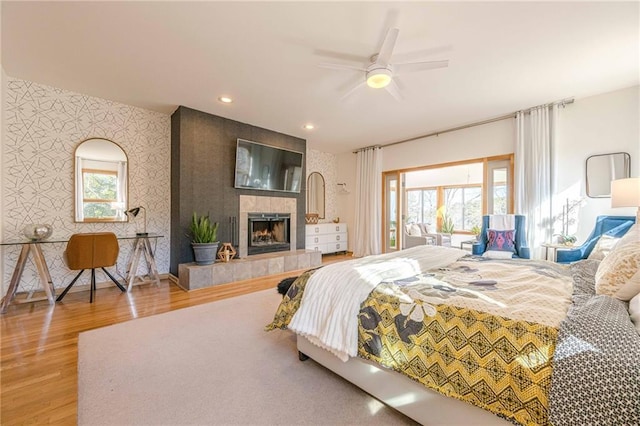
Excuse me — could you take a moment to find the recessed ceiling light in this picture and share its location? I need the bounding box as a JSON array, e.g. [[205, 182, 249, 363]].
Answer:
[[218, 96, 233, 104], [303, 123, 315, 130]]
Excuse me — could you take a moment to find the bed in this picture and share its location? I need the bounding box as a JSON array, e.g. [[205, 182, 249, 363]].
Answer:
[[266, 228, 640, 426]]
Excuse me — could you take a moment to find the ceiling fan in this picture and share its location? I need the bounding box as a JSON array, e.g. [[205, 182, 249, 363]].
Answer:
[[318, 27, 449, 101]]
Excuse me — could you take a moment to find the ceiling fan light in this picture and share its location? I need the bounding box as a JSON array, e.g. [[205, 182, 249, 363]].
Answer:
[[366, 69, 392, 89]]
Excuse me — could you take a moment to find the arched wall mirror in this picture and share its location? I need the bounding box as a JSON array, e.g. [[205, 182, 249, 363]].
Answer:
[[307, 172, 325, 219], [586, 152, 630, 198], [74, 138, 128, 222]]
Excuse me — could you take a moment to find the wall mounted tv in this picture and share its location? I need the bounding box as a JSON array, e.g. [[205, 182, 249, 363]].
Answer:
[[234, 139, 304, 193]]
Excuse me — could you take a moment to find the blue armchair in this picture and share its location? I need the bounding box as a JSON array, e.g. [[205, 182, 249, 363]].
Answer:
[[472, 215, 530, 259], [555, 215, 636, 263]]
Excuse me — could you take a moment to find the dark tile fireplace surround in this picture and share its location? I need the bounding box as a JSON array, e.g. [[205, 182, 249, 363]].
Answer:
[[170, 106, 306, 276]]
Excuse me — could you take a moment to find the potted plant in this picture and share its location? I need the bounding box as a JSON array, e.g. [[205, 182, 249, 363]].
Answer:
[[189, 212, 219, 265], [440, 214, 455, 234], [471, 225, 482, 241]]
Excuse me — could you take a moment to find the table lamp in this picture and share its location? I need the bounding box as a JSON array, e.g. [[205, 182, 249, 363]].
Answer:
[[125, 206, 148, 236], [611, 177, 640, 222]]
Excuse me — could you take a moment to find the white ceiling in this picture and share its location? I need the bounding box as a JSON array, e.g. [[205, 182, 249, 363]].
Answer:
[[2, 1, 638, 154]]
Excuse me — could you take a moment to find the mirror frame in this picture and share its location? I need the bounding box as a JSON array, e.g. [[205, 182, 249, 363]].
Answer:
[[74, 138, 129, 223], [306, 172, 326, 219], [585, 152, 631, 198]]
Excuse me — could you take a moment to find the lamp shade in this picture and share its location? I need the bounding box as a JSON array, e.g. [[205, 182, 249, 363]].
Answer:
[[611, 177, 640, 222], [125, 206, 147, 236], [611, 178, 640, 207]]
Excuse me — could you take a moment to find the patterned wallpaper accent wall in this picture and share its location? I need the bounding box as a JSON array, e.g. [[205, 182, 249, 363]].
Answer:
[[306, 148, 340, 223], [2, 77, 171, 294]]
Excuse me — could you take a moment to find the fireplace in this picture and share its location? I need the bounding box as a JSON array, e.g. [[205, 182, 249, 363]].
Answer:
[[248, 213, 291, 255]]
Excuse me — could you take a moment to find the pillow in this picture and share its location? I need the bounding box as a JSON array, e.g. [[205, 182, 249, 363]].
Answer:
[[408, 224, 422, 236], [486, 229, 516, 253], [629, 293, 640, 334], [587, 235, 621, 260], [417, 223, 432, 235], [482, 250, 514, 259], [615, 223, 639, 250], [595, 239, 640, 301]]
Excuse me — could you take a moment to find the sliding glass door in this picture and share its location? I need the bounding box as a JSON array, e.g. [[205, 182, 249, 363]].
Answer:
[[383, 171, 400, 252], [382, 155, 513, 249]]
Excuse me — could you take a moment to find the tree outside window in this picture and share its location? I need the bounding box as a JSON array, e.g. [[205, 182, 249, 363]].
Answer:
[[406, 189, 437, 226], [83, 169, 118, 219], [443, 186, 482, 231]]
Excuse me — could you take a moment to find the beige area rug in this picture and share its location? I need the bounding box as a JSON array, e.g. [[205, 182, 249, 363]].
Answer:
[[78, 289, 417, 425]]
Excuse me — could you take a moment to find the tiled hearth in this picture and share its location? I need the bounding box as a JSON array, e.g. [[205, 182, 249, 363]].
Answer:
[[177, 249, 321, 291], [177, 195, 321, 291]]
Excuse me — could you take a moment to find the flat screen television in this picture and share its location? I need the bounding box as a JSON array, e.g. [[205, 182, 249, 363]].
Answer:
[[234, 139, 304, 193]]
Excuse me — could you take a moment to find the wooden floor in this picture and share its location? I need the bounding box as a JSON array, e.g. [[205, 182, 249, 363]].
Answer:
[[0, 254, 350, 425]]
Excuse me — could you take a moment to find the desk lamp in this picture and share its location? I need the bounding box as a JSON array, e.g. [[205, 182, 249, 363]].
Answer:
[[611, 177, 640, 222], [126, 206, 148, 236]]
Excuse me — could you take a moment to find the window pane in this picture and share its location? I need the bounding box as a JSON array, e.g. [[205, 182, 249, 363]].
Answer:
[[406, 190, 422, 223], [83, 202, 117, 219], [83, 172, 117, 200], [463, 187, 482, 230], [493, 185, 507, 214], [422, 189, 437, 228], [444, 188, 463, 231]]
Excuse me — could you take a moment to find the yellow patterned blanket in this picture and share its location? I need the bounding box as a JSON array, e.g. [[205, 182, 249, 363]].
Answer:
[[267, 255, 573, 426]]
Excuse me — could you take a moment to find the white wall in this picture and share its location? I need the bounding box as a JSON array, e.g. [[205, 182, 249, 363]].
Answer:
[[2, 77, 171, 295], [556, 85, 639, 242], [336, 85, 639, 252]]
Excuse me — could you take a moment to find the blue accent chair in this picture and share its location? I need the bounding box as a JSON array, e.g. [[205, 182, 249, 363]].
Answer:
[[472, 215, 530, 259], [555, 215, 636, 263]]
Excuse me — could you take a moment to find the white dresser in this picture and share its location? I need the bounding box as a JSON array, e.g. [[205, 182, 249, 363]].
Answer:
[[305, 223, 348, 254]]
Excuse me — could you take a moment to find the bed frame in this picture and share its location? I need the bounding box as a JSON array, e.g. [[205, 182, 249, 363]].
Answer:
[[297, 335, 511, 425]]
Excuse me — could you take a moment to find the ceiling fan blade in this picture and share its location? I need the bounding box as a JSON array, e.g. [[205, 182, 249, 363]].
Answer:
[[318, 62, 367, 72], [393, 60, 449, 75], [385, 79, 403, 101], [376, 28, 399, 66], [341, 80, 366, 101], [313, 48, 370, 64]]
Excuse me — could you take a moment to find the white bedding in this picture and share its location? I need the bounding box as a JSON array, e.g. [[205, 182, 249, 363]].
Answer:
[[288, 245, 466, 361]]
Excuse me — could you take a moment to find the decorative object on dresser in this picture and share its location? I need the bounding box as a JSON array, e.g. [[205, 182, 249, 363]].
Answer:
[[189, 212, 220, 265], [305, 223, 348, 254], [304, 213, 319, 224]]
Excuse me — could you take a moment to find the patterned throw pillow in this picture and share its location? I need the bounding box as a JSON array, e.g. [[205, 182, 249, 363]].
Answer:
[[486, 229, 516, 253], [595, 239, 640, 301]]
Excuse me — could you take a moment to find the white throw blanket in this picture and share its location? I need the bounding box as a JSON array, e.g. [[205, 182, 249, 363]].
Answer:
[[489, 214, 515, 230], [289, 245, 467, 361]]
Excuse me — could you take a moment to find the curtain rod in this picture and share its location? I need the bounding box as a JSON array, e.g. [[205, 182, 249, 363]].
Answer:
[[352, 97, 574, 153]]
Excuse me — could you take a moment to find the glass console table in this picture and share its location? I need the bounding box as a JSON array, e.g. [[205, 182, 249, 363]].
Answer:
[[0, 234, 162, 313]]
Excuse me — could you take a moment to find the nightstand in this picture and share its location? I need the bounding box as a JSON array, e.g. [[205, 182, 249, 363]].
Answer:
[[541, 243, 574, 262]]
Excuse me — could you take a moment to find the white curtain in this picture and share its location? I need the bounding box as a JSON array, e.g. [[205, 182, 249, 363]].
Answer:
[[515, 105, 559, 259], [75, 156, 84, 221], [354, 147, 382, 257], [116, 161, 127, 220]]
